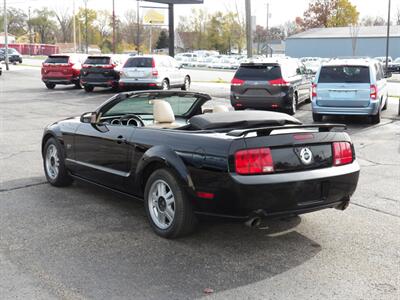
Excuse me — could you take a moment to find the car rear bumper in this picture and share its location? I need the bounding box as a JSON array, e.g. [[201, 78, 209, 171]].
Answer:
[[192, 161, 360, 219], [81, 79, 118, 87], [119, 79, 162, 89], [312, 98, 380, 115], [42, 76, 79, 85], [230, 93, 291, 110]]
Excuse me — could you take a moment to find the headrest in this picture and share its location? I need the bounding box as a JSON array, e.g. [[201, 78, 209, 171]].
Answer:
[[213, 105, 230, 113], [153, 100, 176, 123]]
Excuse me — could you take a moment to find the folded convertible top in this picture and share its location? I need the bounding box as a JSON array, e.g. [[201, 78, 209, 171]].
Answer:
[[188, 111, 302, 130]]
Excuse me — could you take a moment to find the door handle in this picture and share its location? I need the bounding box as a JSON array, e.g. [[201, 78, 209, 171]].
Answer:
[[116, 135, 126, 144]]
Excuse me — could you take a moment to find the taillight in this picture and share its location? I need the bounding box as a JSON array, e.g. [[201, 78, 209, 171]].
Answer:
[[312, 83, 317, 98], [332, 142, 353, 166], [235, 148, 274, 175], [370, 84, 377, 100], [102, 64, 116, 69], [268, 78, 290, 86], [82, 64, 91, 68], [231, 77, 245, 86], [152, 69, 159, 76], [151, 58, 156, 68]]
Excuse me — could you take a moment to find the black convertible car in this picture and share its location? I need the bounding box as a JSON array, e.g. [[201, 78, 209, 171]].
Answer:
[[42, 91, 360, 238]]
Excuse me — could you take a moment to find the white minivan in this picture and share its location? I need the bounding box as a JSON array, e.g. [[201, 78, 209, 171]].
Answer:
[[312, 58, 390, 124], [119, 55, 191, 91]]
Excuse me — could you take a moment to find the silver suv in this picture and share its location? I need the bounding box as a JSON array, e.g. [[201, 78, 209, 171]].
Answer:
[[119, 55, 191, 91], [312, 58, 390, 124]]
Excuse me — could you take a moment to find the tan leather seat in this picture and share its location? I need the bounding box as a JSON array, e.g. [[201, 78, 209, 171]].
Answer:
[[147, 100, 179, 129], [213, 105, 230, 113]]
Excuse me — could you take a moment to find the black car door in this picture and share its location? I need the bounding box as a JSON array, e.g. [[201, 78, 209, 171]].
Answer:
[[72, 123, 135, 191]]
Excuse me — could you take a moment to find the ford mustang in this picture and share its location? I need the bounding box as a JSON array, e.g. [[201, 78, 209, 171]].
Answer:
[[42, 91, 360, 238]]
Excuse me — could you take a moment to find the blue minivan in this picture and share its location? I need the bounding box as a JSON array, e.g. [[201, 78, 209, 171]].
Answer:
[[311, 59, 390, 124]]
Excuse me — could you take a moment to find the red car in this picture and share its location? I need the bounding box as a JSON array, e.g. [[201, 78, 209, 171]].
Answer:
[[41, 54, 87, 89]]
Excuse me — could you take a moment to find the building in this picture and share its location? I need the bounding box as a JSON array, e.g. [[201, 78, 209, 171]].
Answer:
[[286, 26, 400, 58], [0, 32, 16, 44]]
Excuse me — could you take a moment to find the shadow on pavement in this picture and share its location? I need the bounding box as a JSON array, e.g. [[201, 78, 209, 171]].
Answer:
[[1, 179, 321, 299]]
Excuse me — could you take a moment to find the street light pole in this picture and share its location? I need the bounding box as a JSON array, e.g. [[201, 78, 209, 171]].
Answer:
[[112, 0, 116, 54], [385, 0, 391, 71], [73, 0, 76, 52], [136, 0, 140, 54], [84, 0, 88, 54], [3, 0, 9, 70], [245, 0, 252, 58], [28, 6, 32, 56]]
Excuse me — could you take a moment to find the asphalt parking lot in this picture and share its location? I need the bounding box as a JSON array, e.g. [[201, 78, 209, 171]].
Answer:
[[0, 65, 399, 300]]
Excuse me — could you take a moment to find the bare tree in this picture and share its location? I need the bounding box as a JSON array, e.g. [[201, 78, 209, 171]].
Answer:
[[53, 6, 71, 43], [349, 24, 360, 56]]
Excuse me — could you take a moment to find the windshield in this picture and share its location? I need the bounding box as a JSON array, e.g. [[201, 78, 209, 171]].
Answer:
[[235, 65, 282, 81], [103, 94, 199, 117], [84, 57, 111, 65], [45, 56, 69, 64], [318, 66, 370, 83], [124, 57, 153, 68]]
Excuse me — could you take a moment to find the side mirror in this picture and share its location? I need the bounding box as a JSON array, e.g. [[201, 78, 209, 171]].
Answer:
[[80, 112, 98, 124]]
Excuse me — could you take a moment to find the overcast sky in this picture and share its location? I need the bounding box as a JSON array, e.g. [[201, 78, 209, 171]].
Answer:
[[5, 0, 399, 27]]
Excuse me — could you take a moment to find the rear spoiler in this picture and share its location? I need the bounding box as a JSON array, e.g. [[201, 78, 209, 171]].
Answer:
[[227, 123, 347, 137]]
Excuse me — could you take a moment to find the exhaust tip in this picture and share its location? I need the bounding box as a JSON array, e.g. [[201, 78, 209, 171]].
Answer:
[[245, 217, 262, 228]]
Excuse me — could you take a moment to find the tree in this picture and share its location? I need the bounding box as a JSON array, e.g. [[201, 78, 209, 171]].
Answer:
[[54, 7, 72, 43], [253, 25, 267, 54], [303, 0, 359, 29], [361, 16, 386, 26], [396, 8, 400, 25], [349, 24, 359, 56], [0, 8, 27, 37], [327, 0, 359, 27], [156, 30, 168, 49], [28, 8, 57, 44]]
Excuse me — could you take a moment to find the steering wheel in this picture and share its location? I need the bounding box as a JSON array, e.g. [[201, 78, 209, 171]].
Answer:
[[119, 114, 145, 127]]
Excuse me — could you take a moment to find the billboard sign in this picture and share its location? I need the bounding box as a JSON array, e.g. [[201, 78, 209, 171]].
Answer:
[[143, 9, 166, 25]]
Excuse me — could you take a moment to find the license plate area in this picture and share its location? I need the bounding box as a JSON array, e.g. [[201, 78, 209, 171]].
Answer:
[[295, 181, 329, 205]]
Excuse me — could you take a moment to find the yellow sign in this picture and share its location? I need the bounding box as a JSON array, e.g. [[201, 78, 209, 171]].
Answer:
[[143, 9, 165, 25]]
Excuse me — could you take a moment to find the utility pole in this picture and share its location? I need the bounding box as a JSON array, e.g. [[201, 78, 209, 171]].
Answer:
[[266, 2, 269, 57], [112, 0, 116, 53], [73, 0, 76, 52], [3, 0, 9, 70], [28, 6, 32, 56], [245, 0, 252, 58], [84, 0, 88, 54], [136, 0, 140, 54], [385, 0, 391, 71]]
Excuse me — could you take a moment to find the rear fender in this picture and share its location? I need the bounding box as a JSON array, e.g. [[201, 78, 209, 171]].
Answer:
[[134, 145, 194, 194]]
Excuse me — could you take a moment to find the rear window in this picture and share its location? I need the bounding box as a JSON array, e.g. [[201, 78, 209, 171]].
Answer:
[[235, 65, 282, 81], [124, 57, 153, 68], [318, 66, 370, 83], [84, 56, 111, 65], [45, 56, 69, 64]]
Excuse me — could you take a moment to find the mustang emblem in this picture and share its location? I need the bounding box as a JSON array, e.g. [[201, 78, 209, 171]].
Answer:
[[299, 147, 313, 165]]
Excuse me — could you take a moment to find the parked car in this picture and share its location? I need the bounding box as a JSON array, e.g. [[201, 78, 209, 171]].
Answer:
[[374, 56, 392, 64], [175, 53, 198, 67], [41, 90, 360, 238], [230, 58, 312, 115], [119, 55, 191, 91], [387, 57, 400, 74], [80, 55, 122, 92], [41, 54, 87, 89], [312, 58, 389, 124], [0, 48, 23, 64], [0, 64, 2, 75]]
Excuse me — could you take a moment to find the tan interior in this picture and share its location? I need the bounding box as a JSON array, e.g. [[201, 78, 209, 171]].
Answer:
[[147, 99, 180, 129]]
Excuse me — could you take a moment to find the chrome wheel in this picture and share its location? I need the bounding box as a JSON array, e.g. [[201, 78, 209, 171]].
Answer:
[[162, 80, 169, 90], [148, 179, 175, 230], [45, 144, 60, 180], [184, 77, 190, 90]]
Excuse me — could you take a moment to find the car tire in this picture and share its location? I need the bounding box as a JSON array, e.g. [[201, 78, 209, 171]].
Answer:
[[370, 109, 381, 124], [74, 79, 83, 89], [312, 113, 323, 122], [144, 168, 197, 238], [161, 79, 170, 91], [45, 83, 56, 89], [181, 76, 190, 91], [286, 92, 298, 115], [84, 85, 94, 92], [43, 137, 73, 187]]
